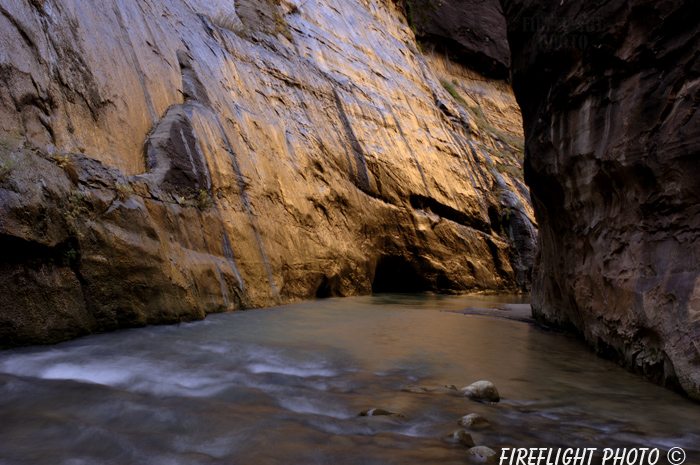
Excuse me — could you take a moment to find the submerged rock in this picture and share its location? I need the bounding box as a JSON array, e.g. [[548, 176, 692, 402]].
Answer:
[[443, 429, 475, 447], [359, 408, 408, 419], [467, 446, 497, 463], [459, 380, 500, 402], [458, 413, 490, 428], [401, 385, 428, 393]]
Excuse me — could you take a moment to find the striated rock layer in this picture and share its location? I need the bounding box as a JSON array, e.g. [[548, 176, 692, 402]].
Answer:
[[0, 0, 534, 347], [503, 0, 700, 399]]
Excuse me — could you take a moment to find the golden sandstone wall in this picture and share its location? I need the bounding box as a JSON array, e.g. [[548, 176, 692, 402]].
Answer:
[[0, 0, 532, 346]]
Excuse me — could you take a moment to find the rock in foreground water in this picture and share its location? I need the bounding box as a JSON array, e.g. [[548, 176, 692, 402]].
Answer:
[[443, 429, 476, 447], [459, 380, 500, 402], [458, 413, 489, 428], [359, 408, 407, 419], [467, 446, 497, 463]]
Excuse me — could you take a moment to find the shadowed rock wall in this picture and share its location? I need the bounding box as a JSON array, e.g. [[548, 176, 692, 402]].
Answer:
[[503, 0, 700, 400], [0, 0, 534, 347], [401, 0, 511, 78]]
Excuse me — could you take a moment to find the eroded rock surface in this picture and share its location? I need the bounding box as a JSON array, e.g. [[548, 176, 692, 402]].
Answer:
[[503, 0, 700, 399], [0, 0, 534, 347]]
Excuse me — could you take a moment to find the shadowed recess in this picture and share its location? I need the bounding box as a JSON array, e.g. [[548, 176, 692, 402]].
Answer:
[[372, 255, 433, 294]]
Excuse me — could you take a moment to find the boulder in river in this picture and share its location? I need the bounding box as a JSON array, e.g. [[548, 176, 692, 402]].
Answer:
[[458, 413, 490, 428], [443, 429, 475, 447], [467, 446, 498, 463], [459, 381, 500, 402]]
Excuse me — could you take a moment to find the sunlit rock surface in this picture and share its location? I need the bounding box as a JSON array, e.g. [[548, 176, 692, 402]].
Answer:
[[0, 0, 534, 347], [503, 0, 700, 400]]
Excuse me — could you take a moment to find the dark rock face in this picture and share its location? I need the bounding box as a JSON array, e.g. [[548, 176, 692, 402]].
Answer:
[[406, 0, 511, 78], [0, 0, 534, 348], [503, 0, 700, 399]]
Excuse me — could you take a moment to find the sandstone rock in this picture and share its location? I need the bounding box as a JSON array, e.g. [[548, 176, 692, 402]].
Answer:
[[359, 408, 408, 419], [443, 429, 475, 447], [503, 0, 700, 400], [467, 446, 497, 463], [459, 380, 500, 402], [0, 0, 533, 347], [458, 413, 489, 428]]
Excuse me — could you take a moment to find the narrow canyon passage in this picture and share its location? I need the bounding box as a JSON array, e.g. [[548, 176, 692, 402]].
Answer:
[[0, 0, 698, 462]]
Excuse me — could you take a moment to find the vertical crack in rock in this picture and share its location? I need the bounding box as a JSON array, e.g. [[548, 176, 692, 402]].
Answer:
[[0, 5, 40, 60], [177, 49, 212, 107], [332, 88, 373, 195], [212, 113, 281, 304], [215, 264, 232, 309], [384, 104, 431, 195], [222, 231, 247, 293], [113, 2, 157, 124], [145, 48, 281, 304]]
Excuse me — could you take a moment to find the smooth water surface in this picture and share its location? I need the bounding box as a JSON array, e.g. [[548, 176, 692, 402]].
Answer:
[[0, 294, 698, 464]]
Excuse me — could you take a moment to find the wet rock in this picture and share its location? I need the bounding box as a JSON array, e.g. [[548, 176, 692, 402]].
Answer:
[[467, 446, 497, 463], [459, 380, 500, 402], [443, 429, 475, 447], [458, 413, 489, 428], [503, 0, 700, 400], [401, 385, 428, 393], [359, 408, 408, 419]]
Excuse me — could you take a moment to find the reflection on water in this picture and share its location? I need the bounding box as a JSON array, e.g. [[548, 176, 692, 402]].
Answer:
[[0, 294, 697, 465]]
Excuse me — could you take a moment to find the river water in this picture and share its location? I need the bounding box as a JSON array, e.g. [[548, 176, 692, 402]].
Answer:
[[0, 294, 697, 465]]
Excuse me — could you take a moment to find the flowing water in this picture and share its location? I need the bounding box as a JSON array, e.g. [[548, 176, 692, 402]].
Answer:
[[0, 294, 698, 465]]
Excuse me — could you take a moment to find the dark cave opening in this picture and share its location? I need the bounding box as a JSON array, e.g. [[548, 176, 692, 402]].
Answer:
[[371, 255, 433, 294], [315, 275, 336, 299]]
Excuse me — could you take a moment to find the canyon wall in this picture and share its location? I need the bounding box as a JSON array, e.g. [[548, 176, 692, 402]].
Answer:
[[503, 0, 700, 400], [0, 0, 533, 347], [406, 0, 510, 79]]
